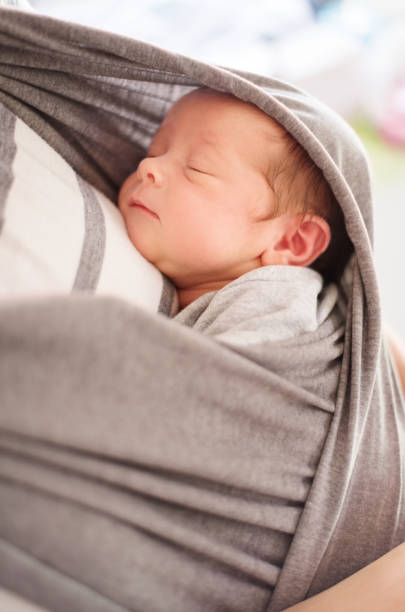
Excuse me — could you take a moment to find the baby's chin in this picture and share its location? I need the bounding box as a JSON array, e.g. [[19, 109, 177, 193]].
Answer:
[[124, 223, 160, 267]]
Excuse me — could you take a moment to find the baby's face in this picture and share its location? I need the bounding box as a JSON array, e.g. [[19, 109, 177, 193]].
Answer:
[[119, 90, 287, 288]]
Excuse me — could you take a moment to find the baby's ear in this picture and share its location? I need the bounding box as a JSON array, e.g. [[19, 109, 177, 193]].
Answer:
[[261, 213, 331, 267]]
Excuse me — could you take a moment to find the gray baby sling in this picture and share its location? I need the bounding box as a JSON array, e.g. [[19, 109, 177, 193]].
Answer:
[[0, 7, 404, 612]]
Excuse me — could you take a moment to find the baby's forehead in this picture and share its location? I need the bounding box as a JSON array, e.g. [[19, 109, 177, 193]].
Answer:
[[164, 89, 288, 148], [148, 89, 292, 178], [174, 89, 283, 128]]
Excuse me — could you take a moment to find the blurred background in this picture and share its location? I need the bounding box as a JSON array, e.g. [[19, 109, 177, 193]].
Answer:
[[30, 0, 405, 336]]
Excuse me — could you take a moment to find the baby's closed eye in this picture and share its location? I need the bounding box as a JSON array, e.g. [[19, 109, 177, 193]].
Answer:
[[188, 165, 207, 174], [187, 162, 216, 177]]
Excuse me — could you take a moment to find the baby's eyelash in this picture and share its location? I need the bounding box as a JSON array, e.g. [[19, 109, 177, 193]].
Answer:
[[188, 165, 217, 177]]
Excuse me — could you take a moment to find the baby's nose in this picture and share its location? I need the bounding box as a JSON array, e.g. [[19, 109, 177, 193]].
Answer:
[[137, 156, 163, 185]]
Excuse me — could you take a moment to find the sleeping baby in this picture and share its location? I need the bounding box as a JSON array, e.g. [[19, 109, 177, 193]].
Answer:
[[118, 87, 351, 349]]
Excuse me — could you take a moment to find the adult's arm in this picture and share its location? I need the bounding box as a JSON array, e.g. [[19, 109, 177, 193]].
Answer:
[[284, 542, 405, 612]]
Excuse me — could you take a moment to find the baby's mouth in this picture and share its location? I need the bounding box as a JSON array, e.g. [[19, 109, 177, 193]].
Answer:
[[129, 199, 160, 220]]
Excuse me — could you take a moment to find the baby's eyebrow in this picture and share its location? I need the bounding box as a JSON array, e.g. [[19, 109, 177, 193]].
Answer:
[[196, 134, 227, 161], [199, 131, 220, 148]]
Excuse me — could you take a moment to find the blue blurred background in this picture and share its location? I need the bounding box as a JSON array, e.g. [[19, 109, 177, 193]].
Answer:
[[30, 0, 405, 336]]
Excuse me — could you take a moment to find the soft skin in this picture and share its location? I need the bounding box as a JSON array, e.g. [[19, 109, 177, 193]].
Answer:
[[119, 89, 330, 308]]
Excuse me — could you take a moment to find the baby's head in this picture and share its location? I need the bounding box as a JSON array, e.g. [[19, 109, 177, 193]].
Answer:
[[119, 88, 351, 306]]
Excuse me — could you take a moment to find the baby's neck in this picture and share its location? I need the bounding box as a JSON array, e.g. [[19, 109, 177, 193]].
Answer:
[[177, 280, 229, 309]]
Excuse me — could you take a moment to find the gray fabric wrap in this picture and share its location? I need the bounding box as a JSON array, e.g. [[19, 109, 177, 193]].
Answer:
[[0, 100, 16, 232], [0, 7, 404, 612], [73, 175, 106, 292]]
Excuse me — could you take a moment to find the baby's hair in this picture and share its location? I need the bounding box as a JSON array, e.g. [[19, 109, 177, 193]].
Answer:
[[268, 128, 353, 283]]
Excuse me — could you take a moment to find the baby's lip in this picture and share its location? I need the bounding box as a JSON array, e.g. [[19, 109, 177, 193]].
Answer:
[[129, 198, 160, 220]]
